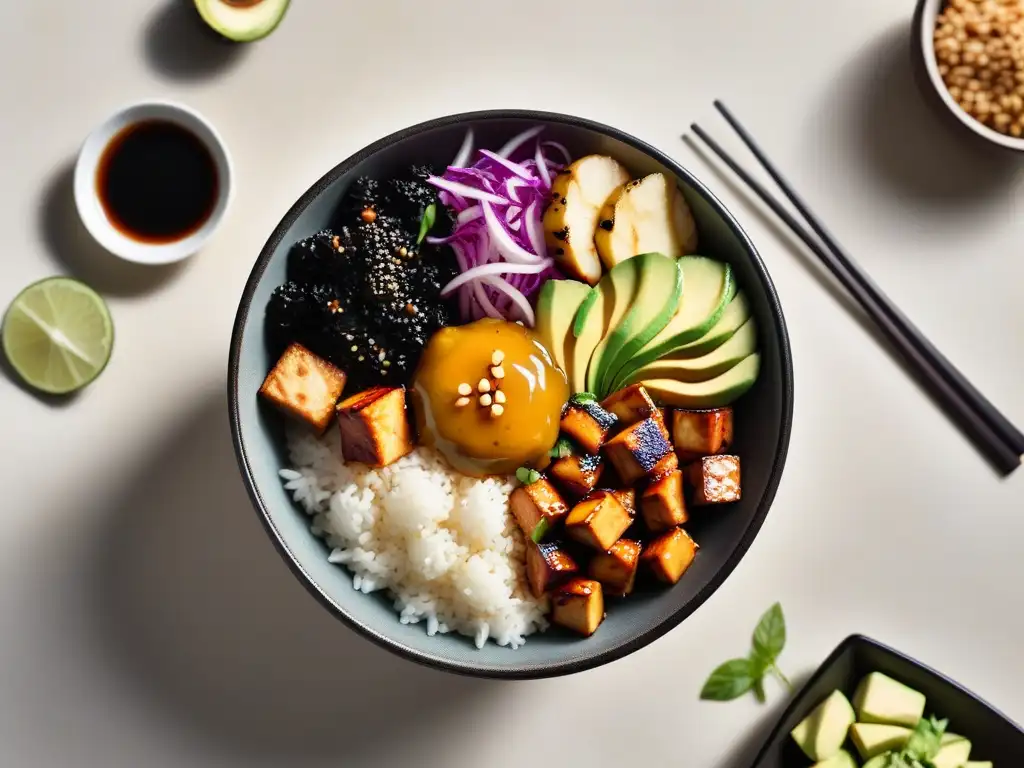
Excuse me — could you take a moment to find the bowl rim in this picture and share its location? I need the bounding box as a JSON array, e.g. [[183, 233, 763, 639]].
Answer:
[[914, 0, 1024, 152], [749, 633, 1024, 766], [227, 109, 795, 679]]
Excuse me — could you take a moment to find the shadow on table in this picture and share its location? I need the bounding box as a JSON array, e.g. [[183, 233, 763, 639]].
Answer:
[[716, 673, 811, 768], [142, 0, 249, 82], [79, 390, 496, 762], [815, 22, 1017, 208], [36, 160, 189, 297]]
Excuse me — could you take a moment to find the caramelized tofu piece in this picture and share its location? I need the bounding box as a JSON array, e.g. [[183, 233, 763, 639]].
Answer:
[[336, 386, 413, 467], [560, 400, 618, 454], [603, 417, 677, 485], [642, 527, 698, 585], [565, 490, 633, 551], [600, 384, 658, 427], [258, 343, 347, 434], [551, 578, 605, 637], [672, 408, 734, 460], [510, 478, 569, 542], [611, 488, 636, 516], [588, 539, 642, 596], [526, 541, 579, 598], [687, 455, 741, 505], [549, 453, 604, 498], [641, 469, 688, 532]]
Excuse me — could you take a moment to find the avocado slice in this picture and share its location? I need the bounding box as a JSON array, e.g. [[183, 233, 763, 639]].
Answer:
[[639, 352, 759, 408], [813, 750, 859, 768], [791, 689, 857, 762], [569, 288, 604, 394], [853, 672, 927, 728], [672, 290, 751, 359], [611, 256, 734, 390], [964, 762, 993, 768], [863, 755, 892, 768], [624, 316, 757, 385], [582, 258, 643, 393], [535, 280, 592, 381], [850, 723, 912, 760], [932, 735, 973, 768], [593, 253, 683, 395], [194, 0, 291, 42]]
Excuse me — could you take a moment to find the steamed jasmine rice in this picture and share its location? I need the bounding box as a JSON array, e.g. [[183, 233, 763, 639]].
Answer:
[[279, 427, 549, 649]]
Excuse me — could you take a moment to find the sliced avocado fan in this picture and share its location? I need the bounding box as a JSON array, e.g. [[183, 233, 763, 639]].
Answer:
[[194, 0, 291, 42]]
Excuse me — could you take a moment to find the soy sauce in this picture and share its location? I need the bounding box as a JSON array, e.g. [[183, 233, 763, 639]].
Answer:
[[96, 120, 218, 244]]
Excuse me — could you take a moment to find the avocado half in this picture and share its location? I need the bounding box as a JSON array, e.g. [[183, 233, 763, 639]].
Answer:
[[194, 0, 290, 42]]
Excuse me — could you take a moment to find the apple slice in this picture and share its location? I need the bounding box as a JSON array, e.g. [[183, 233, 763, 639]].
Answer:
[[594, 173, 698, 269], [543, 155, 630, 285]]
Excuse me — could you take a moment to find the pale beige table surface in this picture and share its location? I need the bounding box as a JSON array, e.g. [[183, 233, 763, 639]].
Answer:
[[0, 2, 1021, 766]]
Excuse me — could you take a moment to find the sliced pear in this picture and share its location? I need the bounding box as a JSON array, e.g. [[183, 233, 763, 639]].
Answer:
[[625, 317, 757, 385], [534, 280, 592, 381], [594, 173, 698, 269], [638, 353, 760, 408], [673, 291, 752, 359], [194, 0, 291, 42], [543, 155, 630, 285]]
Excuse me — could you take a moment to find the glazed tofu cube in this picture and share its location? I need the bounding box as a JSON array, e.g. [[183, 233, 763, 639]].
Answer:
[[600, 384, 658, 426], [565, 490, 633, 551], [611, 488, 636, 516], [526, 541, 579, 598], [641, 469, 688, 532], [510, 478, 569, 542], [258, 343, 347, 434], [588, 539, 642, 596], [672, 408, 734, 460], [549, 453, 604, 498], [603, 417, 677, 485], [336, 386, 413, 467], [560, 400, 618, 454], [551, 578, 605, 637], [687, 455, 742, 505], [642, 527, 699, 585]]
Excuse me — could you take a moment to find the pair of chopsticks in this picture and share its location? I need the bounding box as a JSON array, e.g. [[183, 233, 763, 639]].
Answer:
[[690, 101, 1024, 476]]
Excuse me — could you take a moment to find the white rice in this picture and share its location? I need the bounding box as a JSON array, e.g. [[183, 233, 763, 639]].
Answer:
[[278, 427, 549, 649]]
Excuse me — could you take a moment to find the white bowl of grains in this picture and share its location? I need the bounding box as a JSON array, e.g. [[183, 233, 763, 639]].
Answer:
[[914, 0, 1024, 151]]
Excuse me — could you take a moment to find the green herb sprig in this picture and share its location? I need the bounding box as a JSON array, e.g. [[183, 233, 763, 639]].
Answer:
[[876, 716, 948, 767], [417, 203, 437, 245], [700, 602, 792, 703], [515, 467, 541, 485], [548, 436, 574, 459]]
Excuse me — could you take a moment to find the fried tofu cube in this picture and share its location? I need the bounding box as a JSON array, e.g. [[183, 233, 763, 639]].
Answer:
[[641, 469, 688, 532], [588, 539, 642, 596], [600, 384, 659, 426], [686, 455, 742, 505], [551, 578, 605, 637], [549, 453, 604, 498], [565, 490, 633, 551], [335, 386, 413, 467], [510, 478, 569, 542], [526, 541, 579, 598], [642, 527, 698, 585], [560, 400, 618, 455], [258, 343, 347, 434], [603, 417, 677, 485], [672, 408, 734, 460], [611, 488, 636, 516]]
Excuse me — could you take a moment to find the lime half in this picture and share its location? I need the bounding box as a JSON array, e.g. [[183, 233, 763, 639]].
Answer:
[[2, 277, 113, 395]]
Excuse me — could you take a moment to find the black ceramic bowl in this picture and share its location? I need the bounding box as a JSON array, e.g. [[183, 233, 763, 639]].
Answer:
[[751, 635, 1024, 766], [228, 110, 794, 678]]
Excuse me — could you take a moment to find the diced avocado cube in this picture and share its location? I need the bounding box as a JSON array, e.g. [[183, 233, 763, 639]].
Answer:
[[849, 723, 911, 760], [790, 690, 856, 762], [813, 749, 859, 768], [853, 672, 927, 727], [931, 736, 972, 768], [565, 490, 632, 551], [964, 762, 992, 768], [862, 755, 891, 768]]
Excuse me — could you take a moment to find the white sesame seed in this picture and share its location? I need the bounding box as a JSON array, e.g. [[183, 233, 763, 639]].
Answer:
[[491, 366, 505, 379], [494, 390, 506, 404], [479, 393, 493, 407], [455, 397, 471, 407], [477, 378, 491, 393], [457, 382, 472, 396], [491, 349, 505, 366], [490, 404, 504, 417]]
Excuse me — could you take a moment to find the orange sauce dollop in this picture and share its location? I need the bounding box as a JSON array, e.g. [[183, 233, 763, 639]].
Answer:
[[412, 318, 569, 477]]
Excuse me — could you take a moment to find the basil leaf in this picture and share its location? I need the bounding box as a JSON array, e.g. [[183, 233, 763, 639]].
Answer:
[[905, 716, 947, 760], [548, 436, 574, 459], [699, 658, 757, 701], [752, 602, 786, 662], [417, 203, 437, 245]]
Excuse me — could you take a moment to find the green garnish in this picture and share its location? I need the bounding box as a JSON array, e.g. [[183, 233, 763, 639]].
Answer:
[[874, 715, 948, 767], [417, 203, 437, 245], [700, 602, 792, 703], [548, 436, 574, 459], [570, 392, 598, 406], [530, 518, 550, 543], [515, 467, 541, 485]]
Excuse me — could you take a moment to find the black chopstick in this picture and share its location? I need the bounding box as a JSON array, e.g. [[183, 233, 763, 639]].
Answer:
[[690, 106, 1023, 476]]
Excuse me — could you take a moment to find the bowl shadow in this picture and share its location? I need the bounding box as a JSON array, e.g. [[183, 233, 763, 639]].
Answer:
[[715, 672, 811, 768], [817, 22, 1018, 206], [36, 160, 189, 297], [79, 389, 496, 762], [141, 0, 249, 82]]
